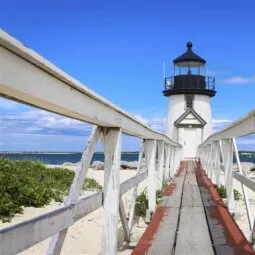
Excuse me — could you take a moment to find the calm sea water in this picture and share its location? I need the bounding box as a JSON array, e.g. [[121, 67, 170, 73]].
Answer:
[[0, 152, 254, 165]]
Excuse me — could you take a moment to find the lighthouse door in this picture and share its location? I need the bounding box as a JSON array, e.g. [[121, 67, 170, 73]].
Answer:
[[183, 128, 197, 158]]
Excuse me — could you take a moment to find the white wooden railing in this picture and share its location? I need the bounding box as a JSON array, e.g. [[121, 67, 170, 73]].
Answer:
[[198, 109, 255, 243], [0, 30, 182, 255]]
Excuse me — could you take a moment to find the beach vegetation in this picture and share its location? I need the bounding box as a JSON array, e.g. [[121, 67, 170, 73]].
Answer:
[[135, 188, 164, 218], [216, 184, 242, 201], [0, 158, 101, 222]]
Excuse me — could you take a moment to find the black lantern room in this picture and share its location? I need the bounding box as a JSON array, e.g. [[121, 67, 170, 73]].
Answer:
[[163, 42, 216, 97]]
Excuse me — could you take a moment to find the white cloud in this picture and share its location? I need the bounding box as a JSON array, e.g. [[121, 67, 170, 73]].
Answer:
[[0, 98, 21, 109], [134, 114, 166, 133], [223, 76, 255, 85], [212, 119, 232, 132]]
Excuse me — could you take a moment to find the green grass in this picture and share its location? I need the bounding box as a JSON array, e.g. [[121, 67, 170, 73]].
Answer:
[[0, 158, 102, 222], [135, 187, 165, 218], [216, 184, 242, 201]]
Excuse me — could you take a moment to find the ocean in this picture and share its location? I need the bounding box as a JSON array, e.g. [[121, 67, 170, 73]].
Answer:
[[0, 152, 254, 165]]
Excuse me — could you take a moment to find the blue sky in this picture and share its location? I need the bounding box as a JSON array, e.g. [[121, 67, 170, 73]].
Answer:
[[0, 1, 254, 151]]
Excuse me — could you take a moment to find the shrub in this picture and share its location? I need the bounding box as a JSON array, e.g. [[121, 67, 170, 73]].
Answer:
[[216, 184, 241, 201], [135, 188, 163, 218], [135, 189, 148, 218], [83, 178, 102, 190], [0, 158, 102, 222]]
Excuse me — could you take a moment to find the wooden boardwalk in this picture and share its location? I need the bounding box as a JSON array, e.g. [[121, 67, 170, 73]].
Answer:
[[132, 161, 255, 255]]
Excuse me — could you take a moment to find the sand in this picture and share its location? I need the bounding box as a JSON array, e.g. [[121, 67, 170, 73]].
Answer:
[[1, 163, 254, 254], [0, 167, 148, 255]]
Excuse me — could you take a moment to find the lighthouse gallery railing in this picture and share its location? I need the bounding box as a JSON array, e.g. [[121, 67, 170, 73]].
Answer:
[[198, 110, 255, 243], [0, 29, 182, 255]]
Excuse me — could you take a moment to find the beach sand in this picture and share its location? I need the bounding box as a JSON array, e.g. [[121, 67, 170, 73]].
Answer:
[[0, 167, 148, 255], [0, 164, 254, 254]]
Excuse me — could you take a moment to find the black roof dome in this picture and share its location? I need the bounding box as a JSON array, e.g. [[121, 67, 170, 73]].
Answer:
[[173, 41, 206, 64]]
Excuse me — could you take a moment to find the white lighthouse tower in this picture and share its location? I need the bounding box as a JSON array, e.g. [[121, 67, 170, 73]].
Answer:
[[163, 42, 216, 158]]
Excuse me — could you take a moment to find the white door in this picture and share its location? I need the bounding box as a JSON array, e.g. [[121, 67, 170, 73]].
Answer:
[[183, 128, 197, 158]]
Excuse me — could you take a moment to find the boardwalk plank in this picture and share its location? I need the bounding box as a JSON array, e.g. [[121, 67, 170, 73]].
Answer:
[[175, 162, 214, 255], [147, 164, 186, 255]]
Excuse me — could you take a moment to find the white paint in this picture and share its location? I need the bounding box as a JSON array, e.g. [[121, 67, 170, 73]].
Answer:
[[128, 142, 145, 233], [0, 192, 102, 255], [101, 128, 122, 255], [119, 198, 129, 242], [145, 140, 157, 213], [166, 94, 185, 141], [164, 144, 171, 180], [233, 138, 253, 232], [193, 95, 212, 140], [157, 141, 165, 190], [202, 110, 255, 146], [166, 94, 212, 158], [0, 30, 181, 147], [47, 126, 100, 255], [221, 139, 235, 214], [183, 128, 197, 158]]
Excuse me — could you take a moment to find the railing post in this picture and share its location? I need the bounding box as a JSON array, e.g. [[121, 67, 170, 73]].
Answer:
[[233, 138, 253, 235], [164, 144, 171, 180], [47, 126, 100, 255], [157, 141, 165, 190], [221, 138, 235, 215], [214, 141, 221, 186], [208, 144, 214, 180], [145, 139, 157, 222], [101, 128, 122, 255], [170, 145, 175, 177], [128, 141, 145, 233]]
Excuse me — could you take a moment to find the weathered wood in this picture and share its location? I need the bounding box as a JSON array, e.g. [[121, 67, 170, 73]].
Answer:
[[119, 198, 129, 242], [232, 172, 255, 193], [222, 139, 235, 214], [101, 128, 122, 255], [145, 140, 157, 214], [164, 144, 171, 180], [214, 141, 221, 186], [175, 162, 214, 255], [201, 110, 255, 145], [120, 171, 148, 195], [0, 192, 102, 255], [0, 30, 181, 147], [170, 145, 175, 177], [128, 142, 145, 233], [157, 141, 165, 189], [47, 126, 100, 255], [233, 138, 253, 234], [147, 163, 186, 255], [0, 168, 150, 255]]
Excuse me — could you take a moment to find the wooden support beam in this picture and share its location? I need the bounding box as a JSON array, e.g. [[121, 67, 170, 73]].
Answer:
[[221, 139, 235, 214], [145, 139, 157, 221], [233, 138, 253, 235], [119, 198, 129, 242], [170, 146, 175, 177], [128, 142, 145, 233], [164, 145, 171, 179], [101, 128, 122, 255], [47, 126, 100, 255], [157, 141, 165, 190]]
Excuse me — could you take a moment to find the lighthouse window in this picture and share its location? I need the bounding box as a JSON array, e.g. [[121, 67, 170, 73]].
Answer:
[[185, 94, 194, 109]]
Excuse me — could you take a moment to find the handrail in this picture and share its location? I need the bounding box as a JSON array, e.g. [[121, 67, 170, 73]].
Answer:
[[0, 29, 183, 254], [199, 110, 255, 146], [198, 110, 255, 244], [0, 29, 181, 147]]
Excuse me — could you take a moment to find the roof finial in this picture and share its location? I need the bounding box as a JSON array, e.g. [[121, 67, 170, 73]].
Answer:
[[187, 41, 193, 49]]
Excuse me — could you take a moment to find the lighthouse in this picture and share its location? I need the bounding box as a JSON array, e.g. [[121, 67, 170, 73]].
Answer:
[[163, 42, 216, 158]]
